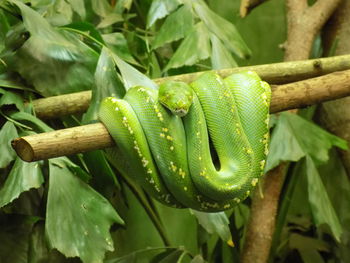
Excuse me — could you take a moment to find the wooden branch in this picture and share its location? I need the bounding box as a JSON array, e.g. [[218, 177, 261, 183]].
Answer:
[[31, 55, 350, 119], [284, 0, 342, 60], [13, 69, 350, 162], [11, 123, 113, 162]]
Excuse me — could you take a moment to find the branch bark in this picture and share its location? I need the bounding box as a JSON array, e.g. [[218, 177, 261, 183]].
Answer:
[[284, 0, 342, 61], [241, 1, 342, 262], [31, 55, 350, 119], [12, 69, 350, 162]]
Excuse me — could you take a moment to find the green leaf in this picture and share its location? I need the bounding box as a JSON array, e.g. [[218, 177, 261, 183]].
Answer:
[[266, 112, 347, 171], [84, 47, 125, 122], [0, 158, 43, 208], [191, 210, 233, 245], [111, 53, 157, 90], [46, 158, 124, 263], [0, 214, 39, 263], [164, 22, 210, 71], [0, 88, 24, 111], [306, 156, 342, 242], [91, 0, 112, 17], [289, 233, 329, 263], [103, 33, 138, 65], [97, 13, 123, 28], [66, 0, 86, 20], [46, 0, 73, 26], [10, 0, 98, 96], [0, 121, 18, 168], [63, 21, 105, 44], [190, 255, 205, 263], [152, 4, 193, 49], [193, 1, 251, 59], [10, 111, 53, 133], [0, 73, 34, 91], [28, 222, 71, 263], [210, 33, 237, 70], [147, 0, 182, 28], [115, 0, 133, 13]]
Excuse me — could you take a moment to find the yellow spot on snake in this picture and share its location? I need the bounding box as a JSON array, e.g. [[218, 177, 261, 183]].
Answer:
[[251, 178, 258, 187], [233, 198, 241, 203], [170, 161, 177, 172], [224, 204, 231, 209], [246, 190, 250, 196], [162, 127, 169, 132], [236, 128, 241, 135], [198, 156, 202, 160], [142, 157, 149, 167], [115, 107, 119, 111], [147, 168, 152, 174], [179, 168, 186, 178], [166, 135, 173, 141], [160, 133, 165, 138], [260, 160, 266, 170], [170, 146, 174, 151], [184, 187, 188, 191]]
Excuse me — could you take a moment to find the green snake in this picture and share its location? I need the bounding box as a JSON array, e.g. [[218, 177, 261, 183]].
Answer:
[[99, 71, 271, 212]]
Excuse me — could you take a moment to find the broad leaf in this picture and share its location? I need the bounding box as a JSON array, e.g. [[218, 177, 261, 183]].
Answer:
[[103, 33, 138, 65], [191, 210, 233, 246], [91, 0, 112, 18], [164, 22, 210, 71], [147, 0, 182, 28], [152, 4, 193, 49], [63, 22, 105, 44], [0, 88, 24, 111], [210, 33, 237, 69], [45, 0, 73, 26], [193, 1, 251, 59], [0, 158, 43, 208], [306, 156, 342, 242], [0, 73, 33, 91], [266, 112, 347, 171], [115, 0, 133, 13], [84, 47, 125, 122], [67, 0, 86, 20], [0, 214, 39, 263], [111, 53, 157, 90], [0, 121, 18, 168], [97, 13, 123, 29], [10, 0, 98, 96], [46, 158, 124, 263], [10, 111, 53, 133]]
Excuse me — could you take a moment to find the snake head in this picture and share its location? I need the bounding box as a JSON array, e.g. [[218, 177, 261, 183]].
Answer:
[[158, 81, 193, 117]]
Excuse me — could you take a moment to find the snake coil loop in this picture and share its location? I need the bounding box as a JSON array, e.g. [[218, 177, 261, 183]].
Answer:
[[99, 71, 271, 212]]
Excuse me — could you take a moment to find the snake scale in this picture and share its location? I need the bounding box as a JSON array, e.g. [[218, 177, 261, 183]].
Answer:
[[99, 71, 271, 212]]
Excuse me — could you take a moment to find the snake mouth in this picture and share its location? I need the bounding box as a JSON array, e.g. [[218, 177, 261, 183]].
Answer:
[[174, 108, 188, 117]]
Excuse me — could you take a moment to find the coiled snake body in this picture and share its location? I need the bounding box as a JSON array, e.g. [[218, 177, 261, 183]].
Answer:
[[99, 71, 271, 212]]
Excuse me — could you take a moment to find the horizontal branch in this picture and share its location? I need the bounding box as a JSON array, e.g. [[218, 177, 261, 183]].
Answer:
[[32, 55, 350, 119], [13, 69, 350, 162]]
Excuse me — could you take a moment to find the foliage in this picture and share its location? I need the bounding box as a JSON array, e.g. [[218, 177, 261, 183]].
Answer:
[[0, 0, 349, 262]]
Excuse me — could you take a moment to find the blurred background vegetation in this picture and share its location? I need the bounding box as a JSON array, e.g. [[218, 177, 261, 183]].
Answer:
[[0, 0, 349, 262]]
